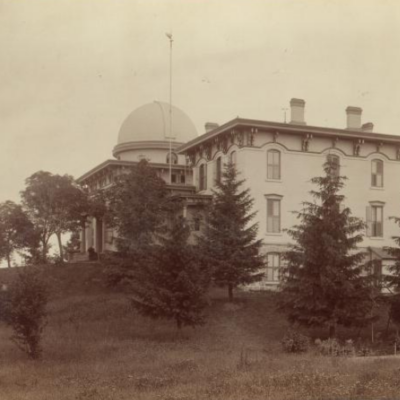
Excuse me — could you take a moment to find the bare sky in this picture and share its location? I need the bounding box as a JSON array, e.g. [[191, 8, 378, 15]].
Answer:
[[1, 0, 400, 203]]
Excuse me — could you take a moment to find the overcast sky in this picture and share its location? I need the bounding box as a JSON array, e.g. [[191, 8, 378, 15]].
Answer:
[[1, 0, 400, 203]]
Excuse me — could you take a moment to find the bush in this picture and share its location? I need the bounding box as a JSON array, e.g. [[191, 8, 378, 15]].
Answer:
[[281, 331, 310, 353], [0, 289, 11, 322], [315, 338, 356, 356], [7, 267, 49, 360]]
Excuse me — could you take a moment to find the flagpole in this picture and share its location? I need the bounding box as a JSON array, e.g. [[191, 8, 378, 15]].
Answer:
[[166, 33, 173, 184]]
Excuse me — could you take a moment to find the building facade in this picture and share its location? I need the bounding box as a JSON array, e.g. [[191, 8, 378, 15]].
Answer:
[[77, 98, 399, 290], [76, 101, 210, 256], [178, 99, 400, 289]]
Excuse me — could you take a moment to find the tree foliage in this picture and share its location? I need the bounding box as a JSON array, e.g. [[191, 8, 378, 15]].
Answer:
[[129, 217, 210, 330], [7, 267, 49, 359], [199, 162, 265, 301], [21, 171, 89, 262], [384, 217, 400, 292], [107, 159, 177, 253], [0, 201, 35, 267], [384, 217, 400, 326], [278, 159, 373, 337]]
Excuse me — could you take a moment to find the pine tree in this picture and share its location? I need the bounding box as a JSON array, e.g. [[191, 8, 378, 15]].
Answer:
[[129, 217, 210, 331], [200, 162, 265, 301], [383, 217, 400, 328], [384, 217, 400, 291], [279, 158, 373, 337]]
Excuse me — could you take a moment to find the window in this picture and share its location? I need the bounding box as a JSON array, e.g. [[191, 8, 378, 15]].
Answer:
[[215, 157, 222, 184], [366, 204, 384, 237], [327, 154, 340, 177], [371, 159, 383, 187], [199, 163, 207, 191], [266, 198, 281, 233], [171, 173, 177, 184], [266, 253, 281, 282], [267, 150, 281, 180], [180, 173, 185, 184], [166, 152, 178, 165], [230, 151, 237, 166]]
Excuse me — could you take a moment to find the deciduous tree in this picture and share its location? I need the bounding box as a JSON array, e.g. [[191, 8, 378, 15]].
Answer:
[[107, 159, 175, 253], [21, 171, 89, 262], [0, 201, 35, 267]]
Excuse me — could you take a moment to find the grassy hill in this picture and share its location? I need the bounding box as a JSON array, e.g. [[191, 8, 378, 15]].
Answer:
[[1, 263, 400, 400]]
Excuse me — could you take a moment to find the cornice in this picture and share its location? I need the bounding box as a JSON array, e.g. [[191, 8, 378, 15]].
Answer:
[[77, 159, 189, 183], [177, 118, 400, 154], [113, 140, 186, 157]]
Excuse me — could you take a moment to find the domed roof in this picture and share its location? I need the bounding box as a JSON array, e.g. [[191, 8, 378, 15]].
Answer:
[[117, 101, 198, 145]]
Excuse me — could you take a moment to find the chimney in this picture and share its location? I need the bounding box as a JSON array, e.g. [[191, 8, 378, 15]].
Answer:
[[205, 122, 219, 132], [346, 106, 362, 130], [289, 98, 306, 125], [362, 122, 374, 133]]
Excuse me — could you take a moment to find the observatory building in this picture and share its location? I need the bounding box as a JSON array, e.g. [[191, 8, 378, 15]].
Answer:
[[77, 101, 210, 255], [78, 98, 400, 289]]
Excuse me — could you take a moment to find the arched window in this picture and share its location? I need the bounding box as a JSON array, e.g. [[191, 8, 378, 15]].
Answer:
[[199, 163, 207, 191], [230, 151, 237, 166], [327, 154, 340, 177], [215, 156, 222, 184], [371, 159, 383, 187], [267, 150, 281, 180], [166, 152, 178, 165]]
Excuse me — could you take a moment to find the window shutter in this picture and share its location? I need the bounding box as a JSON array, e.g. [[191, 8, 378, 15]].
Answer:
[[366, 206, 372, 237]]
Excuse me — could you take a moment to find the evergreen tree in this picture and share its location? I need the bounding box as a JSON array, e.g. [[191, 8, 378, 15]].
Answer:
[[279, 159, 373, 337], [383, 217, 400, 328], [129, 217, 210, 330], [384, 217, 400, 291], [200, 162, 264, 301]]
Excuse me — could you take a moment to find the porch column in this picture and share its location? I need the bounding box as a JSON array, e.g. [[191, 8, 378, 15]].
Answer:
[[92, 218, 98, 251], [80, 220, 87, 253]]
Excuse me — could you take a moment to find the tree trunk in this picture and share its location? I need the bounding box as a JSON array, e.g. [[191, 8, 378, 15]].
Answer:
[[56, 232, 64, 262], [6, 252, 11, 268], [228, 284, 234, 302], [41, 236, 49, 264]]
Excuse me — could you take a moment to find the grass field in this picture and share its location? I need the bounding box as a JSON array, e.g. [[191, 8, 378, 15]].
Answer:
[[1, 263, 400, 400]]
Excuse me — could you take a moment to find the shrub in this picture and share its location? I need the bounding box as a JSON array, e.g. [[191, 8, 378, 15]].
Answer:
[[88, 247, 98, 261], [7, 266, 49, 360], [0, 288, 11, 322], [281, 331, 310, 353], [315, 338, 356, 356]]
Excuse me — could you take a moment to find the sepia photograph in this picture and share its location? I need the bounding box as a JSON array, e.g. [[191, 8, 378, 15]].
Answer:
[[1, 0, 400, 399]]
